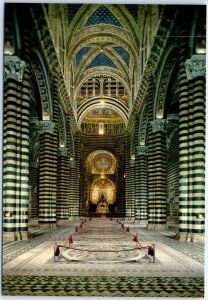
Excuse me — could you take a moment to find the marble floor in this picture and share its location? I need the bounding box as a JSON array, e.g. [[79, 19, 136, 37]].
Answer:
[[1, 218, 206, 298]]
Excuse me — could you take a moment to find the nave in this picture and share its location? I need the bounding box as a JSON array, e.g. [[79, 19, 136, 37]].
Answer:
[[2, 217, 204, 297]]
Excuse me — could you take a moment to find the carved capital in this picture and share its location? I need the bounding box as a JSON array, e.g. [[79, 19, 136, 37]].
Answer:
[[29, 161, 39, 168], [39, 121, 55, 134], [185, 55, 206, 81], [129, 159, 135, 167], [4, 56, 26, 82], [69, 159, 76, 168], [151, 119, 167, 133], [137, 146, 148, 156], [57, 147, 68, 157]]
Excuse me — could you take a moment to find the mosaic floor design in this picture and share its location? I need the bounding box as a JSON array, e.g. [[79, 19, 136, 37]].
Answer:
[[2, 217, 205, 297], [2, 275, 204, 297]]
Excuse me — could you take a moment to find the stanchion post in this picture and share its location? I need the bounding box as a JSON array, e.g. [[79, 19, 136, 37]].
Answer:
[[152, 244, 155, 263], [54, 242, 57, 262]]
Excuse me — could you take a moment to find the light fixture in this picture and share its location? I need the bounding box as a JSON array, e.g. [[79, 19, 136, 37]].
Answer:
[[69, 156, 74, 161], [100, 100, 104, 105], [140, 138, 145, 146], [131, 154, 135, 160], [98, 123, 104, 135], [59, 141, 65, 147], [43, 111, 50, 121], [156, 109, 163, 119]]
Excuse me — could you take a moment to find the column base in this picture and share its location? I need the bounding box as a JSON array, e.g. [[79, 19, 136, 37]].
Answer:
[[3, 231, 31, 242], [3, 232, 18, 242], [190, 233, 205, 243], [148, 224, 168, 230], [38, 223, 57, 229], [135, 220, 148, 225], [68, 216, 81, 221], [125, 217, 135, 222], [175, 232, 205, 243]]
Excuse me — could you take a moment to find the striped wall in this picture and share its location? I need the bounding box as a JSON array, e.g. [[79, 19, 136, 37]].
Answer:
[[3, 63, 30, 241]]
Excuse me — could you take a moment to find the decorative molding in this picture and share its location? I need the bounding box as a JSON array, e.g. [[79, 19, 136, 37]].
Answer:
[[4, 56, 26, 82], [151, 119, 167, 133], [39, 121, 55, 134], [137, 146, 148, 156], [185, 55, 206, 81], [57, 147, 68, 157]]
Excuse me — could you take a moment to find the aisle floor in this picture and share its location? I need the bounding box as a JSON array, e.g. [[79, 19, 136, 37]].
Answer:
[[2, 218, 205, 298]]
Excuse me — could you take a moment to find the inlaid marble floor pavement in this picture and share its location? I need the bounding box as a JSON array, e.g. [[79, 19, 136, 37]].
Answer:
[[2, 218, 205, 298]]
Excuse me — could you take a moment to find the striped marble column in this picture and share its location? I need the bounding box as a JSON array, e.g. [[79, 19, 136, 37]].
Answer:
[[177, 43, 190, 241], [148, 119, 167, 229], [68, 137, 80, 219], [129, 157, 136, 221], [3, 57, 30, 241], [135, 146, 148, 224], [179, 54, 205, 242], [125, 137, 131, 220], [57, 147, 69, 220], [38, 121, 57, 228], [29, 161, 39, 219]]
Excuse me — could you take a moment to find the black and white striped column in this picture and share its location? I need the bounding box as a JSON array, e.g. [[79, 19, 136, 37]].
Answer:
[[125, 137, 132, 220], [135, 146, 148, 224], [38, 121, 57, 228], [29, 161, 39, 219], [68, 137, 80, 219], [57, 147, 70, 221], [177, 54, 205, 242], [3, 56, 30, 241], [148, 119, 167, 229]]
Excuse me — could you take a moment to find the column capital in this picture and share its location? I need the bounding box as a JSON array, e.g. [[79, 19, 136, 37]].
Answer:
[[29, 161, 39, 168], [69, 159, 76, 168], [57, 147, 68, 157], [137, 145, 148, 156], [4, 56, 26, 82], [129, 159, 135, 167], [39, 121, 55, 134], [150, 119, 167, 133], [185, 54, 206, 81]]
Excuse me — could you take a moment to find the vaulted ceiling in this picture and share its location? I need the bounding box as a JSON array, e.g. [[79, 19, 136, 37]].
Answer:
[[48, 4, 149, 136]]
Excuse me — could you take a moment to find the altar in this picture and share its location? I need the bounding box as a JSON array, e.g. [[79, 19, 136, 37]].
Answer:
[[96, 196, 109, 214]]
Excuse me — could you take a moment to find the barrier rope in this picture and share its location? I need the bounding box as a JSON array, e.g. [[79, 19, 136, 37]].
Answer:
[[54, 220, 155, 262]]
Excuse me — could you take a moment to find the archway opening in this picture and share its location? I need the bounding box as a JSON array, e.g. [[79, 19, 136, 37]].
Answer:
[[85, 150, 118, 217]]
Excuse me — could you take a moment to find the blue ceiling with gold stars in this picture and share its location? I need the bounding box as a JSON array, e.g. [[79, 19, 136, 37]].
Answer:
[[84, 5, 123, 28]]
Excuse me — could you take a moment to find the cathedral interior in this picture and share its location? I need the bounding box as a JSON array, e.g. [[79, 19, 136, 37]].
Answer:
[[1, 3, 206, 298]]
